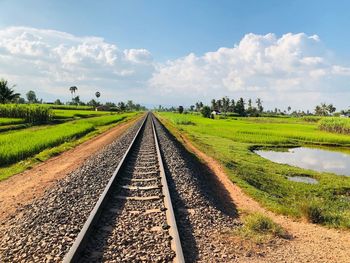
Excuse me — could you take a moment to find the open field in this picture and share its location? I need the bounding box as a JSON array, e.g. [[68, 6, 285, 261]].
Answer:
[[0, 112, 140, 181], [157, 112, 350, 228]]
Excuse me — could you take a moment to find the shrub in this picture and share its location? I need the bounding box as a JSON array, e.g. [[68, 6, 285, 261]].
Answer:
[[201, 106, 211, 118], [244, 213, 287, 237], [301, 202, 326, 224]]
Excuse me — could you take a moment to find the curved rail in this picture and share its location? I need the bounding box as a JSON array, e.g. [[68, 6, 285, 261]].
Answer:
[[63, 112, 184, 262]]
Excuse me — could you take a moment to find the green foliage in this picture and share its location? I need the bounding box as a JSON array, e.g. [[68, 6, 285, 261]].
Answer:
[[244, 213, 286, 237], [319, 117, 350, 134], [200, 106, 211, 118], [159, 112, 350, 228], [301, 116, 322, 123], [0, 104, 52, 123], [0, 79, 20, 103]]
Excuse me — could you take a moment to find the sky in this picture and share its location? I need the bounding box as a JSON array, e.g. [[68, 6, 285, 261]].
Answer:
[[0, 0, 349, 111]]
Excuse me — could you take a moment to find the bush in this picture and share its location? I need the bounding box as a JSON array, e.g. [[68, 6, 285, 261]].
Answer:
[[301, 202, 326, 224], [201, 106, 211, 118], [244, 213, 286, 237], [301, 116, 321, 123]]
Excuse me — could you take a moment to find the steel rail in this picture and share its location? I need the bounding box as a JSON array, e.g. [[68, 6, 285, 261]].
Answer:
[[63, 113, 148, 263], [151, 115, 185, 263]]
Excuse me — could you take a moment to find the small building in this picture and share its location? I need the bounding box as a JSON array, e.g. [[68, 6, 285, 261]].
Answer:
[[95, 105, 110, 111], [211, 110, 221, 115]]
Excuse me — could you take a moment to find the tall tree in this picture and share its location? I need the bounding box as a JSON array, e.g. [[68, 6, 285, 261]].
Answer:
[[0, 79, 20, 104], [178, 106, 184, 114], [222, 96, 230, 116], [211, 99, 216, 111], [256, 98, 263, 113], [235, 98, 246, 116], [69, 86, 78, 99], [230, 99, 235, 112], [26, 90, 37, 103]]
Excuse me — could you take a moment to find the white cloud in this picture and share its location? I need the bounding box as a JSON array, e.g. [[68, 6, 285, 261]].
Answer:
[[0, 27, 349, 109], [150, 32, 350, 109], [0, 26, 154, 101]]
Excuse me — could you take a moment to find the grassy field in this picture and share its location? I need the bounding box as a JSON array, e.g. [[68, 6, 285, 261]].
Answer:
[[52, 109, 110, 119], [0, 112, 140, 181], [157, 112, 350, 228], [0, 117, 25, 126]]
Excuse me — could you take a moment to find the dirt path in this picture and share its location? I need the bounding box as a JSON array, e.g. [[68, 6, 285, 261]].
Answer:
[[174, 131, 350, 262], [0, 116, 141, 221]]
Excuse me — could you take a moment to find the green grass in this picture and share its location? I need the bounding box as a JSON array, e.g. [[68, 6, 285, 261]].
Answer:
[[158, 112, 350, 228], [0, 112, 138, 168], [52, 109, 109, 119], [0, 117, 25, 126]]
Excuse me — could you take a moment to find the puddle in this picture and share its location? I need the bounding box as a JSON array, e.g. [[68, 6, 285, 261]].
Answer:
[[255, 147, 350, 176], [287, 176, 318, 184]]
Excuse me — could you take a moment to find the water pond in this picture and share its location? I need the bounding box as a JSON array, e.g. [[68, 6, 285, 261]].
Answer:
[[255, 147, 350, 177]]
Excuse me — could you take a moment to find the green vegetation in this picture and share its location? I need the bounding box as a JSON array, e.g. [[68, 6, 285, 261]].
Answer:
[[158, 112, 350, 228], [0, 104, 52, 123], [0, 112, 138, 174], [319, 117, 350, 134], [242, 213, 287, 238], [0, 117, 24, 126], [52, 109, 109, 119]]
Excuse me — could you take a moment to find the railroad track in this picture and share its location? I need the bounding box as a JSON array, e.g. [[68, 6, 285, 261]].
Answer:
[[63, 113, 184, 262]]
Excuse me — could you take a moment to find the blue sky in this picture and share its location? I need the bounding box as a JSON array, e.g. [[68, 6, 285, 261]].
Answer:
[[0, 0, 349, 110]]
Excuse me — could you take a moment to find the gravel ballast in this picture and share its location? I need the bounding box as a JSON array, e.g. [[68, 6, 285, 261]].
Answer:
[[153, 116, 240, 262], [0, 118, 144, 262]]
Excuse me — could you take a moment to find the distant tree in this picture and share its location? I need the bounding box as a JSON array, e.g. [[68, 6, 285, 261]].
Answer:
[[235, 98, 246, 116], [17, 97, 26, 104], [327, 104, 336, 115], [178, 106, 184, 114], [54, 99, 63, 105], [26, 90, 37, 103], [73, 96, 80, 105], [211, 99, 216, 111], [118, 101, 126, 111], [222, 96, 230, 116], [190, 105, 195, 111], [230, 99, 235, 112], [287, 106, 291, 113], [95, 91, 101, 100], [127, 100, 134, 111], [256, 98, 263, 113], [69, 86, 78, 99], [87, 99, 100, 107], [105, 102, 116, 107], [201, 106, 211, 118], [0, 79, 20, 104]]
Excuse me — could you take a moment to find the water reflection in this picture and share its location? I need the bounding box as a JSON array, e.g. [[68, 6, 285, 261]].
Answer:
[[255, 147, 350, 176]]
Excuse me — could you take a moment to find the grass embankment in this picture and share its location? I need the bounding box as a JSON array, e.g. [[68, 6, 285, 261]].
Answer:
[[0, 112, 141, 181], [158, 113, 350, 228]]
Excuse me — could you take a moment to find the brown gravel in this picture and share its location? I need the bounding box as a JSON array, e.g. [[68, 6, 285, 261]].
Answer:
[[0, 115, 141, 221], [163, 119, 350, 263]]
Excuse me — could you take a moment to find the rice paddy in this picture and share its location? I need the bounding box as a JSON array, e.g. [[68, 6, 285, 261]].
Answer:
[[158, 112, 350, 228]]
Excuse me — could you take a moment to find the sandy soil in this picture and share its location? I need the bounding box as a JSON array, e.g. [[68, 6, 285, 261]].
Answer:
[[175, 132, 350, 263], [0, 116, 141, 221]]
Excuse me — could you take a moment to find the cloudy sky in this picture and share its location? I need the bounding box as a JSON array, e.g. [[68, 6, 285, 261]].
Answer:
[[1, 0, 350, 111]]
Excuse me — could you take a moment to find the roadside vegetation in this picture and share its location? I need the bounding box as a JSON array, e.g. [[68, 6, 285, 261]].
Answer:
[[0, 78, 146, 181], [319, 117, 350, 134], [157, 112, 350, 228]]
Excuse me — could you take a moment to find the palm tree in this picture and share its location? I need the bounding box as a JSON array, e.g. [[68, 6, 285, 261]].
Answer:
[[95, 91, 101, 99], [0, 79, 20, 104], [69, 86, 78, 99]]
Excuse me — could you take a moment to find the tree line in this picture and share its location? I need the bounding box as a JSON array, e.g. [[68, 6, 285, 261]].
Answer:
[[0, 79, 146, 111]]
